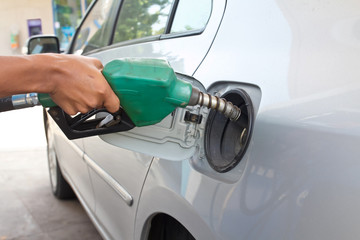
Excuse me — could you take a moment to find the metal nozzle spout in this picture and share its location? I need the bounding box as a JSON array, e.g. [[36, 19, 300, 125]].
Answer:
[[189, 87, 241, 121]]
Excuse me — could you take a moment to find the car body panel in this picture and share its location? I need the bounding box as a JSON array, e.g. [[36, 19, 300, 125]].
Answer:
[[135, 158, 218, 240], [83, 137, 153, 240], [192, 0, 360, 239], [50, 125, 96, 210]]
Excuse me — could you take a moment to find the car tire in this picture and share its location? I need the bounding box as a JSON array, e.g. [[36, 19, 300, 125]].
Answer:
[[45, 110, 75, 200], [47, 146, 75, 199], [148, 214, 195, 240]]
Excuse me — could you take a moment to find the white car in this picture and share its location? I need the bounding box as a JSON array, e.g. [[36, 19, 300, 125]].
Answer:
[[34, 0, 360, 239]]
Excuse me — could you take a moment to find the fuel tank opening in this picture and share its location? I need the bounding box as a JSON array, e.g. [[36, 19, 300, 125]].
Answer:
[[204, 88, 254, 173]]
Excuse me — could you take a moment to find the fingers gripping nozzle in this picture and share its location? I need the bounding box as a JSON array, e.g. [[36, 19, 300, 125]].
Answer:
[[188, 87, 241, 121]]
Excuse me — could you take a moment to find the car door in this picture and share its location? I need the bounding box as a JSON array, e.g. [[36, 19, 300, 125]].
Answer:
[[71, 0, 225, 239], [55, 0, 121, 219]]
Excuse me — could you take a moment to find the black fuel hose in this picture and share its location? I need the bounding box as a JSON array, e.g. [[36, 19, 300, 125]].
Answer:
[[0, 96, 14, 112]]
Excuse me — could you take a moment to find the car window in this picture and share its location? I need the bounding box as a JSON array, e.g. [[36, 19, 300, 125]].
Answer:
[[112, 0, 174, 44], [170, 0, 212, 33], [72, 0, 119, 55]]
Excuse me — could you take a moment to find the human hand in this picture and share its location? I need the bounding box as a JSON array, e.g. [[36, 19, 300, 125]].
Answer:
[[44, 54, 120, 115]]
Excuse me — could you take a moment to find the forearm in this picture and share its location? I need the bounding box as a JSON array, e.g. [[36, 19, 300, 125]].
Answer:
[[0, 55, 55, 97], [0, 54, 119, 114]]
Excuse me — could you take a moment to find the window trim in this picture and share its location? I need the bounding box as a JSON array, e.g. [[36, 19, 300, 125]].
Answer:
[[68, 0, 122, 55], [68, 0, 96, 54], [108, 0, 125, 46], [160, 28, 207, 40], [82, 35, 161, 56], [164, 0, 179, 34], [81, 27, 205, 56]]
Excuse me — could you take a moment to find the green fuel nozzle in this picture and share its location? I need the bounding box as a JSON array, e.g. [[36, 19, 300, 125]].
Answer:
[[101, 58, 241, 126]]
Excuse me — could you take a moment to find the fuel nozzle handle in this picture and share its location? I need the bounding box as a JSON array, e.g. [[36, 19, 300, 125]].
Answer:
[[188, 87, 241, 121]]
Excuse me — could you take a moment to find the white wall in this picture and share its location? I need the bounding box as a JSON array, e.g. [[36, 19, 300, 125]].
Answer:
[[0, 0, 54, 56]]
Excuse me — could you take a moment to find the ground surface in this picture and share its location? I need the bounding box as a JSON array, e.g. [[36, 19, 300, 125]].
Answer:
[[0, 107, 102, 240]]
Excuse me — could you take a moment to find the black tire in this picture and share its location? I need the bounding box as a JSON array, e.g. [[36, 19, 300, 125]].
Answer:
[[44, 109, 75, 199], [148, 214, 195, 240], [47, 147, 76, 199]]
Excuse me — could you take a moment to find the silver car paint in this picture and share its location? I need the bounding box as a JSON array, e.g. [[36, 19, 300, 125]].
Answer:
[[52, 0, 360, 239], [192, 0, 360, 239]]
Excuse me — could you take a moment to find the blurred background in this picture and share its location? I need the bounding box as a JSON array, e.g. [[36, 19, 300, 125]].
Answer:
[[0, 0, 93, 150], [1, 0, 92, 56]]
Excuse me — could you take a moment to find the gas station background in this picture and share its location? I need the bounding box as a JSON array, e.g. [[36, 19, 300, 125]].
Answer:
[[0, 0, 92, 55]]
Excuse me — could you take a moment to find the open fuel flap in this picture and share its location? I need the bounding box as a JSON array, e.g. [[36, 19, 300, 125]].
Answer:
[[189, 82, 261, 182], [205, 88, 254, 173]]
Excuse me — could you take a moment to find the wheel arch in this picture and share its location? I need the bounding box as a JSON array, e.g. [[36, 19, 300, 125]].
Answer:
[[135, 184, 216, 240]]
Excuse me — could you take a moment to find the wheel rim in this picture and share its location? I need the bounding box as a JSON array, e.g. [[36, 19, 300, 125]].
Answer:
[[48, 148, 57, 192], [47, 128, 58, 192]]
